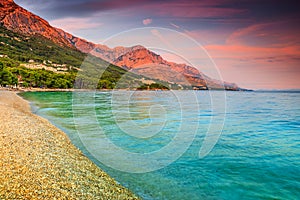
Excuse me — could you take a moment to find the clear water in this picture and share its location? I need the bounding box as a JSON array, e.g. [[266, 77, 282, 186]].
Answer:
[[20, 91, 300, 200]]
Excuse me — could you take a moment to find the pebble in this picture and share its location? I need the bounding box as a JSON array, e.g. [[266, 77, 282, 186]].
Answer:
[[0, 91, 139, 199]]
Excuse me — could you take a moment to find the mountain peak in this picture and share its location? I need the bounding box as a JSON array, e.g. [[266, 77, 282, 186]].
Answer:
[[0, 0, 75, 48], [0, 0, 16, 19], [0, 0, 15, 12], [0, 0, 14, 5]]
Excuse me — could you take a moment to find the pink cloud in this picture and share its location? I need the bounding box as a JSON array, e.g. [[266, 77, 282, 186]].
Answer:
[[226, 24, 265, 45], [203, 43, 300, 89], [205, 44, 300, 59], [131, 0, 247, 19], [225, 21, 300, 47], [154, 6, 245, 18], [143, 18, 152, 25], [50, 17, 102, 32], [185, 20, 300, 89], [185, 29, 233, 45], [170, 23, 180, 29]]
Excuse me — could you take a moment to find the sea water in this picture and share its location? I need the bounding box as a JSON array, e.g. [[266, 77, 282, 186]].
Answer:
[[20, 91, 300, 200]]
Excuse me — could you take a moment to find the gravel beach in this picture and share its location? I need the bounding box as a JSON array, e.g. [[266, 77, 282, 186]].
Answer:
[[0, 90, 139, 199]]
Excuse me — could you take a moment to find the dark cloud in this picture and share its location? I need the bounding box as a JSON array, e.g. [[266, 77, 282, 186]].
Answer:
[[14, 0, 300, 21], [15, 0, 156, 19], [218, 0, 300, 20]]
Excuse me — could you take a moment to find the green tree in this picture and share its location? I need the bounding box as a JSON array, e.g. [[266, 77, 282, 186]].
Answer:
[[0, 62, 4, 71], [0, 69, 18, 86]]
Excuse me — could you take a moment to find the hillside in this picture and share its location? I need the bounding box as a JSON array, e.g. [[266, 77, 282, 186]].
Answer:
[[0, 0, 75, 48], [0, 0, 243, 90], [0, 0, 138, 62], [114, 47, 240, 90], [0, 26, 169, 89]]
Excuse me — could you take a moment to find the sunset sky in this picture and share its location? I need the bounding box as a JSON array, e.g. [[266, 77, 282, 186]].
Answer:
[[15, 0, 300, 89]]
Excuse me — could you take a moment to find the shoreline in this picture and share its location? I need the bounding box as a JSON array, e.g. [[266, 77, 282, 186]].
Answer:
[[0, 87, 253, 92], [0, 90, 139, 199]]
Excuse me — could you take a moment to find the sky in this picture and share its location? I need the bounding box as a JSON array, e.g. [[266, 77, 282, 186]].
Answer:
[[14, 0, 300, 89]]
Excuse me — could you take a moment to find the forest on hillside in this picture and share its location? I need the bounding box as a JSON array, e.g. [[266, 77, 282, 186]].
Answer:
[[0, 26, 173, 90]]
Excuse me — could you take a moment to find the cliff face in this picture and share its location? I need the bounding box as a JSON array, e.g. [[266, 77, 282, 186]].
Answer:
[[114, 47, 202, 78], [114, 48, 239, 89], [0, 0, 97, 51], [88, 44, 144, 62], [0, 0, 143, 61], [0, 0, 16, 20], [0, 0, 74, 48], [0, 0, 241, 90]]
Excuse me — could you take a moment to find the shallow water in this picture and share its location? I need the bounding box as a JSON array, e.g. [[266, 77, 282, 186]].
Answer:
[[20, 91, 300, 200]]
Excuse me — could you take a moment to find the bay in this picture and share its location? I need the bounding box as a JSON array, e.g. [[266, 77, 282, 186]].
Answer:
[[20, 91, 300, 200]]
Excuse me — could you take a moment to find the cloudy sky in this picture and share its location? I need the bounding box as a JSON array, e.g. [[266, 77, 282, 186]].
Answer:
[[15, 0, 300, 89]]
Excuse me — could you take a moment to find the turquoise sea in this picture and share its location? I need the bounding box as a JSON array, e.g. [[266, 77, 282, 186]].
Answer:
[[20, 91, 300, 200]]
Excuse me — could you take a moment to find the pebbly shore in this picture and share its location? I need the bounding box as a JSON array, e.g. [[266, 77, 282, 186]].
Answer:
[[0, 90, 139, 199]]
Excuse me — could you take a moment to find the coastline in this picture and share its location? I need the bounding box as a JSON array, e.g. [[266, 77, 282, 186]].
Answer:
[[0, 86, 253, 92], [0, 90, 139, 199]]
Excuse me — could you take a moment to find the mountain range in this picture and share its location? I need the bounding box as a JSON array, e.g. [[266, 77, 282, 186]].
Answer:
[[0, 0, 242, 90]]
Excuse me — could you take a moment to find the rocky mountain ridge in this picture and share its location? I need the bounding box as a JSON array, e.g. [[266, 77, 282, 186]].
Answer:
[[114, 48, 240, 89], [0, 0, 242, 90], [0, 0, 74, 48]]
